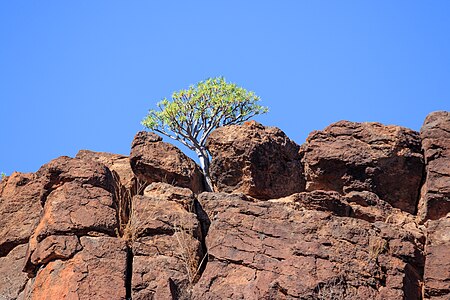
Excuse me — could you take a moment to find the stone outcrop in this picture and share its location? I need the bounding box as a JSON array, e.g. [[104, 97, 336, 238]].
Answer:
[[193, 192, 424, 300], [130, 131, 204, 193], [301, 120, 424, 214], [206, 121, 305, 199], [1, 111, 450, 300], [423, 215, 450, 299], [130, 183, 204, 299], [418, 111, 450, 222]]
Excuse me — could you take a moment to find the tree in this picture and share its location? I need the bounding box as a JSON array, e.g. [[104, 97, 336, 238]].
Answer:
[[142, 77, 268, 192]]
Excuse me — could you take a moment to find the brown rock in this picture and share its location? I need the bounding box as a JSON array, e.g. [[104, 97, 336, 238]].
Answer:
[[23, 156, 119, 275], [423, 215, 450, 299], [130, 183, 204, 299], [419, 111, 450, 222], [76, 150, 136, 190], [206, 121, 305, 199], [193, 192, 424, 299], [130, 131, 204, 193], [0, 244, 29, 299], [301, 121, 424, 214], [22, 237, 128, 300], [0, 172, 43, 257]]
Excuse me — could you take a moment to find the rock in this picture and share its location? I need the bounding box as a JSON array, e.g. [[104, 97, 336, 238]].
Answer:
[[423, 215, 450, 299], [23, 156, 119, 275], [21, 237, 128, 300], [301, 121, 424, 214], [130, 183, 204, 299], [418, 111, 450, 222], [193, 192, 425, 299], [0, 172, 43, 257], [76, 150, 136, 190], [0, 244, 29, 300], [130, 131, 204, 193], [206, 121, 305, 199]]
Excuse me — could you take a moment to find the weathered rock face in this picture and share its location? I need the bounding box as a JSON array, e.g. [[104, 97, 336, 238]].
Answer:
[[130, 183, 204, 299], [2, 112, 450, 300], [207, 121, 305, 199], [418, 111, 450, 222], [19, 156, 128, 300], [301, 121, 424, 214], [423, 215, 450, 299], [193, 192, 425, 300], [130, 131, 204, 194]]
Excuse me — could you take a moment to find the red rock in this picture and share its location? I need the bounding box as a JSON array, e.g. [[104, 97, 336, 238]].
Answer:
[[423, 215, 450, 299], [22, 237, 128, 300], [0, 172, 43, 257], [130, 131, 204, 193], [301, 121, 424, 214], [130, 183, 204, 299], [419, 111, 450, 222], [193, 192, 424, 299], [206, 121, 305, 199]]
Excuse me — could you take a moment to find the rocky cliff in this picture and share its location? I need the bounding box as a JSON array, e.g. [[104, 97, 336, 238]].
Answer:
[[0, 112, 449, 300]]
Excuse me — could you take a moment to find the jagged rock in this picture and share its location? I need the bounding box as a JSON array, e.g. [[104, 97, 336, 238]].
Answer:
[[0, 244, 29, 300], [0, 172, 43, 257], [423, 215, 450, 299], [21, 237, 128, 300], [23, 156, 118, 275], [206, 121, 305, 199], [418, 111, 450, 222], [193, 192, 424, 299], [130, 131, 204, 193], [76, 150, 136, 190], [130, 183, 203, 299], [301, 121, 424, 214]]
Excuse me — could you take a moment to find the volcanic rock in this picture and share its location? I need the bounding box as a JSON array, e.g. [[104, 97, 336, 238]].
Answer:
[[423, 215, 450, 299], [130, 131, 204, 193], [193, 192, 425, 299], [301, 120, 424, 214], [206, 121, 305, 199], [418, 111, 450, 222], [130, 182, 204, 299]]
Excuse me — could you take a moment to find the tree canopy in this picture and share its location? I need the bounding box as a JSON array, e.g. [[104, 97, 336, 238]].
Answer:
[[142, 77, 268, 191]]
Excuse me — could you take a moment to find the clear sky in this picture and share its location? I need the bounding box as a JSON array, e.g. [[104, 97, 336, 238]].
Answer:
[[1, 1, 449, 175]]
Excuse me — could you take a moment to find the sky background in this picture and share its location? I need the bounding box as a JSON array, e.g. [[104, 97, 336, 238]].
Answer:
[[1, 1, 449, 175]]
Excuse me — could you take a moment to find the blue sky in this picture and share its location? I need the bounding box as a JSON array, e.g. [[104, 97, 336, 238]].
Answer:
[[1, 1, 449, 175]]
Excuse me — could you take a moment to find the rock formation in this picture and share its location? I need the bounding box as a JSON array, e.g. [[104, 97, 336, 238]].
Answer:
[[0, 111, 449, 300]]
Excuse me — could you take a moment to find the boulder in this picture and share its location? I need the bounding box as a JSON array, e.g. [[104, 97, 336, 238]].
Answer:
[[206, 121, 305, 199], [0, 244, 29, 300], [418, 111, 450, 222], [301, 121, 424, 214], [21, 237, 128, 300], [423, 215, 450, 299], [130, 131, 204, 193], [193, 192, 425, 299], [0, 172, 43, 257], [130, 183, 204, 299], [76, 150, 136, 190]]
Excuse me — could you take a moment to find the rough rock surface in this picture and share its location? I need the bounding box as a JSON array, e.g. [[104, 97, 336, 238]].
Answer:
[[17, 156, 128, 300], [301, 120, 424, 214], [130, 183, 204, 299], [130, 131, 204, 193], [207, 121, 305, 199], [423, 215, 450, 299], [2, 112, 450, 300], [418, 111, 450, 222], [76, 150, 136, 190], [193, 192, 425, 300]]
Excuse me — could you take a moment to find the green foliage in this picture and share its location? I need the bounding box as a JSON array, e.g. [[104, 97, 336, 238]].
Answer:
[[141, 77, 268, 151], [1, 172, 6, 180]]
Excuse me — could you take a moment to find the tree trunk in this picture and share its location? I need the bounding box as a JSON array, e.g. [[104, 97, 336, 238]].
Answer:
[[196, 148, 214, 192]]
